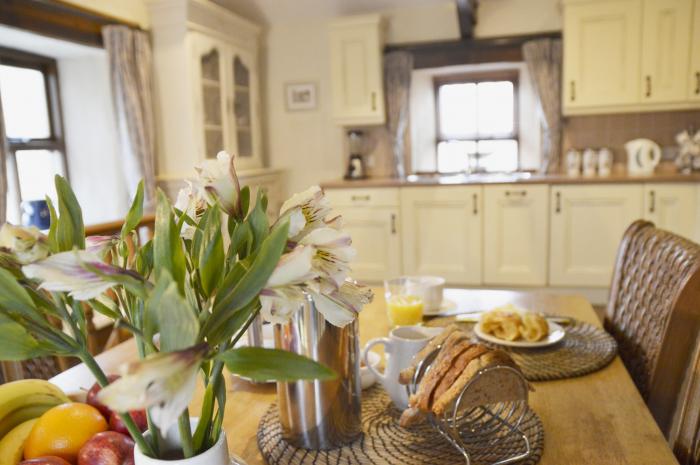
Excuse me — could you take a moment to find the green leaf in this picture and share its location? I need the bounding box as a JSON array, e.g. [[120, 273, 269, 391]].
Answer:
[[54, 175, 85, 251], [153, 190, 186, 294], [203, 220, 289, 337], [0, 269, 41, 319], [145, 272, 199, 351], [239, 186, 250, 218], [89, 297, 121, 320], [248, 189, 269, 252], [45, 196, 59, 253], [218, 347, 337, 382], [121, 180, 144, 238], [198, 208, 224, 297], [0, 313, 56, 361], [136, 240, 154, 277], [228, 222, 252, 263]]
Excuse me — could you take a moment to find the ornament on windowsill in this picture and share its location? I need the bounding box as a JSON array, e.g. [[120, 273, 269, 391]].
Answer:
[[675, 129, 700, 173]]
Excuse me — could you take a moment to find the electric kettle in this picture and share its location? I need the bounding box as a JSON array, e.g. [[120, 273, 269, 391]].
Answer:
[[625, 138, 661, 176]]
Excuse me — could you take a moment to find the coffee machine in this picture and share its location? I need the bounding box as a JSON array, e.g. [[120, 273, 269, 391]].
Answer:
[[344, 130, 368, 180]]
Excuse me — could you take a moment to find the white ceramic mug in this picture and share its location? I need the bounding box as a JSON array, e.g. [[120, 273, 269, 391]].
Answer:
[[404, 276, 445, 312], [598, 148, 613, 177], [565, 149, 581, 177], [362, 326, 431, 409], [582, 148, 598, 177]]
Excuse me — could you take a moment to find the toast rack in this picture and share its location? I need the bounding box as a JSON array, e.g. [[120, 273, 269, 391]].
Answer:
[[406, 349, 532, 465]]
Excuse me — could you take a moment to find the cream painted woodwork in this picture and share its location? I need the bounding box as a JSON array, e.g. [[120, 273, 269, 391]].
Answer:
[[550, 185, 644, 287], [690, 0, 700, 102], [400, 187, 482, 285], [483, 185, 549, 286], [640, 0, 693, 103], [239, 169, 286, 222], [643, 183, 698, 240], [563, 0, 642, 110], [329, 15, 385, 126], [147, 0, 264, 182], [325, 188, 401, 282]]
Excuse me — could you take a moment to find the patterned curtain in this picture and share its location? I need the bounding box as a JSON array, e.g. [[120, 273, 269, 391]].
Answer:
[[383, 51, 413, 179], [523, 39, 563, 174], [102, 25, 157, 206]]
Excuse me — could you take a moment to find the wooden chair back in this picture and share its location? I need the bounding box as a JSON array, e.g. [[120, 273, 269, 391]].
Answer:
[[605, 220, 700, 464]]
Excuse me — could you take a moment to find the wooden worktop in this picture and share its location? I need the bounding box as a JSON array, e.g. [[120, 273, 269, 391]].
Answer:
[[51, 288, 679, 465], [321, 172, 700, 189]]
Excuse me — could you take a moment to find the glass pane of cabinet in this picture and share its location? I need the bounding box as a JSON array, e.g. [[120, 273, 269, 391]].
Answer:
[[232, 56, 253, 158], [201, 48, 223, 158]]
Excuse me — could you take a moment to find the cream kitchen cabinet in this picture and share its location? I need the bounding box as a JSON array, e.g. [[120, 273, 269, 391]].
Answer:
[[329, 15, 385, 126], [563, 0, 642, 110], [643, 183, 698, 239], [689, 0, 700, 102], [550, 185, 644, 287], [640, 0, 693, 103], [400, 187, 482, 285], [483, 185, 549, 286], [324, 189, 401, 282]]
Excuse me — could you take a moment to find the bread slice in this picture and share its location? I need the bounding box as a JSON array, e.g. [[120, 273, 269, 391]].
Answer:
[[399, 406, 425, 428], [432, 344, 490, 402], [398, 324, 462, 385]]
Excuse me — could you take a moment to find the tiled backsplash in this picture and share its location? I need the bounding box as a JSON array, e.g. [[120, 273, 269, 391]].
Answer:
[[562, 110, 700, 164]]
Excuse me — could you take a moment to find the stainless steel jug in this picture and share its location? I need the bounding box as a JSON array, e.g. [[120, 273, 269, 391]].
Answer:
[[274, 294, 362, 450]]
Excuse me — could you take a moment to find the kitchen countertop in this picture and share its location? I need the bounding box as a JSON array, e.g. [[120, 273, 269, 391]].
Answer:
[[321, 171, 700, 189]]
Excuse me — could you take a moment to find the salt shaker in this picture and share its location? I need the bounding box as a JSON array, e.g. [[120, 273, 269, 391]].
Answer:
[[565, 149, 582, 177], [598, 148, 613, 177], [582, 148, 598, 177]]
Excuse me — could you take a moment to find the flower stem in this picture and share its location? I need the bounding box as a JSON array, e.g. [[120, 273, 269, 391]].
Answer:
[[79, 350, 156, 457], [178, 410, 194, 458]]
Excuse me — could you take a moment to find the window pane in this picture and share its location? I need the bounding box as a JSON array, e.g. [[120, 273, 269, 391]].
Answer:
[[438, 83, 476, 138], [437, 140, 476, 173], [0, 65, 51, 139], [476, 81, 514, 136], [476, 140, 519, 172], [15, 150, 64, 202]]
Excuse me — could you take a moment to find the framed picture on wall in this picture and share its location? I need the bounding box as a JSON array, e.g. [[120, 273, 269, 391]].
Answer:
[[285, 82, 317, 111]]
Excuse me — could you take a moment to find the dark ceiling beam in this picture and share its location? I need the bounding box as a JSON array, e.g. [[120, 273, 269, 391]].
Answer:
[[456, 0, 477, 39], [385, 31, 562, 69]]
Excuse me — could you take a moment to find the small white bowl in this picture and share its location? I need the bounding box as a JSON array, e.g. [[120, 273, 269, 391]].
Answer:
[[360, 351, 381, 389]]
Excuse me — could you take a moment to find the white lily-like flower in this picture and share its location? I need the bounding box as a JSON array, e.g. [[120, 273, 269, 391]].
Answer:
[[309, 280, 373, 327], [97, 343, 208, 432], [260, 245, 317, 324], [85, 235, 118, 257], [174, 181, 207, 239], [278, 186, 332, 241], [22, 250, 135, 300], [0, 224, 49, 264], [195, 151, 241, 218], [299, 227, 355, 287]]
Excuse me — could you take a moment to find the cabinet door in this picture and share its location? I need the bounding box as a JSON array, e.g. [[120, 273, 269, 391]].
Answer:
[[644, 183, 698, 239], [400, 187, 482, 285], [190, 33, 229, 160], [550, 185, 643, 287], [227, 49, 262, 169], [689, 0, 700, 101], [484, 185, 549, 286], [641, 0, 693, 103], [563, 0, 642, 109], [329, 16, 385, 126], [337, 207, 401, 282]]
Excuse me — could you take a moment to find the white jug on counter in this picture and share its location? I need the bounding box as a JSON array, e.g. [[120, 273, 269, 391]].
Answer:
[[625, 138, 661, 176]]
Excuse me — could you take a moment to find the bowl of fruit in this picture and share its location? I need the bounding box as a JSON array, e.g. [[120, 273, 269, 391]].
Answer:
[[0, 378, 146, 465]]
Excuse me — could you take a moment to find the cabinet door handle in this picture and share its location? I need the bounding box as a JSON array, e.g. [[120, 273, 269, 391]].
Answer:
[[695, 72, 700, 95], [645, 75, 652, 97], [371, 91, 377, 111], [390, 213, 397, 234], [649, 190, 656, 214], [570, 81, 576, 101], [472, 193, 478, 215], [351, 194, 370, 202], [555, 192, 561, 214], [505, 190, 527, 197]]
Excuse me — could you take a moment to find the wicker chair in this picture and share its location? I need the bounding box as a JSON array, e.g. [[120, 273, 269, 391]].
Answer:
[[605, 220, 700, 464]]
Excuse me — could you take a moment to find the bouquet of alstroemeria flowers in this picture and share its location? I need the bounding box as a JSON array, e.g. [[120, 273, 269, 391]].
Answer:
[[0, 151, 372, 458]]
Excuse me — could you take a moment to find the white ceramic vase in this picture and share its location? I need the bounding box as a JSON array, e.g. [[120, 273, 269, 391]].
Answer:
[[134, 420, 246, 465]]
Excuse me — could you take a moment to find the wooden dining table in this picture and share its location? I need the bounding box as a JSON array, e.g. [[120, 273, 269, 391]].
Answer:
[[50, 288, 679, 464]]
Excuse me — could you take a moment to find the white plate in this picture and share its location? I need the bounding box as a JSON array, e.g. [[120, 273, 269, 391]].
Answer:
[[474, 321, 566, 348]]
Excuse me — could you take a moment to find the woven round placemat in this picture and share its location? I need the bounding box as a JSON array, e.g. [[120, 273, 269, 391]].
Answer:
[[424, 317, 617, 381], [258, 385, 544, 465]]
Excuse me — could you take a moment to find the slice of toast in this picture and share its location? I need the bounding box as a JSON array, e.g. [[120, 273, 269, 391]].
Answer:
[[398, 324, 462, 385], [432, 344, 490, 402]]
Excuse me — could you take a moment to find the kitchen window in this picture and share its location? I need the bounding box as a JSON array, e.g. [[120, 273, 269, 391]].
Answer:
[[435, 71, 519, 173], [0, 47, 67, 224]]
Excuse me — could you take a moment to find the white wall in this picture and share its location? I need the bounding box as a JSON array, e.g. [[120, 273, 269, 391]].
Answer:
[[58, 53, 130, 225], [61, 0, 150, 29]]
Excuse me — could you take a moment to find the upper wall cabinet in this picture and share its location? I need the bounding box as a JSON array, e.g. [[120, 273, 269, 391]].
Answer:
[[563, 0, 700, 114], [690, 0, 700, 102], [329, 15, 386, 126]]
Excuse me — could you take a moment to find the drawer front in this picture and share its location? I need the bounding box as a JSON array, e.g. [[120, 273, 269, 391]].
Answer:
[[324, 188, 400, 207]]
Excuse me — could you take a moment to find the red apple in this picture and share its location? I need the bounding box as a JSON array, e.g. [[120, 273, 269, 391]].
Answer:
[[20, 457, 73, 465], [77, 431, 134, 465], [109, 410, 148, 437], [86, 375, 120, 419]]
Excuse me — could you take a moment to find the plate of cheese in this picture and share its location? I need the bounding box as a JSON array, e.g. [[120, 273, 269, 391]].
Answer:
[[474, 304, 566, 348]]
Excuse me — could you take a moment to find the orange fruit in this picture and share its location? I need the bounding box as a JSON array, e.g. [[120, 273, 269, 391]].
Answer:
[[24, 402, 108, 463]]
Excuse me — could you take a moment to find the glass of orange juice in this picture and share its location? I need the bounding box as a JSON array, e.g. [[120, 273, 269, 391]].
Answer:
[[384, 277, 425, 327]]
